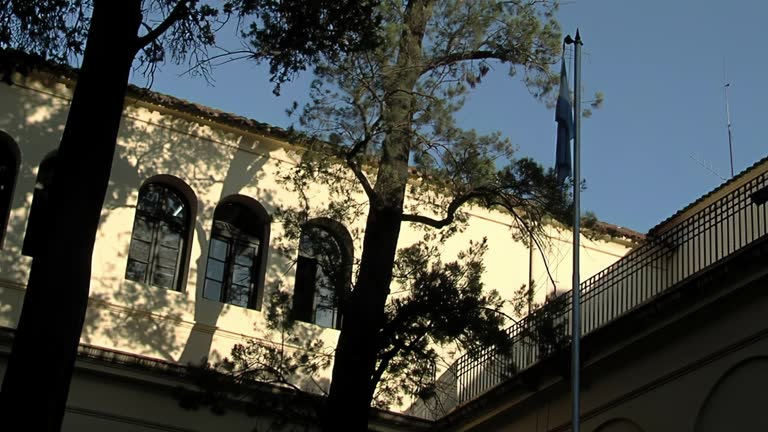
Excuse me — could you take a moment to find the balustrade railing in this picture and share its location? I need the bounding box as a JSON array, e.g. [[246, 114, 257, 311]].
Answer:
[[451, 170, 768, 404]]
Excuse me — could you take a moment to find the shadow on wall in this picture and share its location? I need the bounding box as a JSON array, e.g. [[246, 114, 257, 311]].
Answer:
[[178, 140, 276, 365], [176, 144, 338, 395], [80, 99, 300, 365], [0, 83, 71, 327], [1, 79, 338, 395]]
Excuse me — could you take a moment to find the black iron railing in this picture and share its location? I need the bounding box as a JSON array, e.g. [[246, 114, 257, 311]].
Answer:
[[451, 169, 768, 405]]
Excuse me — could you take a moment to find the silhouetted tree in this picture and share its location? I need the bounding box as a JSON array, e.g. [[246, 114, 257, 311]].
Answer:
[[0, 1, 380, 430]]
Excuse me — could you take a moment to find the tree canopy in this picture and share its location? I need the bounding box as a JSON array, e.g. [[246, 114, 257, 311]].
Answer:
[[231, 0, 571, 429]]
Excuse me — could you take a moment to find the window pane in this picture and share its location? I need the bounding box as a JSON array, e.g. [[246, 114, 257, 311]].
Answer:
[[152, 267, 176, 289], [203, 279, 222, 301], [205, 258, 225, 282], [158, 223, 181, 247], [209, 201, 269, 309], [128, 239, 151, 262], [165, 192, 187, 224], [316, 272, 335, 301], [0, 143, 16, 191], [314, 306, 336, 329], [235, 246, 255, 266], [130, 183, 191, 292], [126, 260, 147, 282], [209, 237, 228, 261], [137, 187, 161, 213], [138, 184, 188, 226], [132, 217, 153, 242], [226, 284, 250, 308], [156, 245, 179, 269], [314, 270, 338, 328], [231, 264, 252, 286]]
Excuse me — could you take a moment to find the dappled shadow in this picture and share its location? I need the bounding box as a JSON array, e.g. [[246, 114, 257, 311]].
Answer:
[[1, 74, 346, 400], [0, 78, 71, 328], [179, 140, 273, 364], [83, 282, 187, 362], [82, 97, 278, 361]]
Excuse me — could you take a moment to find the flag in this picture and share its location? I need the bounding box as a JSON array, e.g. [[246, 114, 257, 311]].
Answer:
[[555, 58, 574, 183]]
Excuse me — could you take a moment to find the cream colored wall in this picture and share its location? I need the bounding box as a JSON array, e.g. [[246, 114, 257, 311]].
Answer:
[[428, 205, 631, 308], [0, 74, 631, 403], [0, 76, 70, 329]]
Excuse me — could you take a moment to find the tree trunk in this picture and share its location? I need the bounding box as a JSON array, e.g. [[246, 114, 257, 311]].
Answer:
[[0, 1, 141, 430], [324, 2, 434, 430], [324, 206, 405, 429]]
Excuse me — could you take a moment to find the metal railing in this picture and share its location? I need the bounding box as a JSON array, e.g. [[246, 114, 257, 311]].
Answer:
[[451, 169, 768, 405]]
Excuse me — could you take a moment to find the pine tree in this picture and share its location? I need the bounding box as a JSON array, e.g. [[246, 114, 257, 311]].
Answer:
[[279, 1, 568, 429]]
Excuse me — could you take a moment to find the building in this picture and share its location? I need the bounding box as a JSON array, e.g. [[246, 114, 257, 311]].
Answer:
[[0, 52, 634, 430], [411, 158, 768, 431], [2, 49, 766, 432]]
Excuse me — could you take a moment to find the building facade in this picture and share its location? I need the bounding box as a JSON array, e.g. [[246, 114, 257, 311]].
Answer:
[[0, 54, 634, 430]]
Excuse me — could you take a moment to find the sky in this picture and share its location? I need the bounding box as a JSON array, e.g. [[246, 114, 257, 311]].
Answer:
[[136, 0, 767, 234]]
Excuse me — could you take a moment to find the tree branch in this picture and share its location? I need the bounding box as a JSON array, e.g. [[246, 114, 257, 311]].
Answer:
[[424, 48, 522, 73], [501, 197, 559, 292], [344, 111, 381, 202], [346, 156, 376, 201], [177, 49, 259, 78], [372, 325, 432, 394], [476, 305, 518, 323], [135, 0, 190, 51], [371, 342, 401, 392], [401, 190, 488, 228]]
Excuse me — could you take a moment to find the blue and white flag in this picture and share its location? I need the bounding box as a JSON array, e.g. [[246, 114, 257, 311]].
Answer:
[[555, 58, 574, 183]]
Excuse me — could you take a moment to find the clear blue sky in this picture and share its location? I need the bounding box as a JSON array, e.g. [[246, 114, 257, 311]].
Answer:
[[137, 0, 767, 234]]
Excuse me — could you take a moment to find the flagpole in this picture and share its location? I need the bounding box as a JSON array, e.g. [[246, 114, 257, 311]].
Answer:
[[570, 29, 583, 432]]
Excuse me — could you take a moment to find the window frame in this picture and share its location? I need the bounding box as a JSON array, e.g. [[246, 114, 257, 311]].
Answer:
[[202, 197, 270, 310], [292, 218, 353, 330], [125, 178, 196, 292]]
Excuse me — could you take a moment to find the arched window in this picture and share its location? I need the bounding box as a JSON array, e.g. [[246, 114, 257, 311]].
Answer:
[[695, 357, 768, 432], [203, 197, 270, 309], [125, 182, 192, 291], [292, 219, 353, 329], [0, 131, 20, 248], [22, 150, 56, 257]]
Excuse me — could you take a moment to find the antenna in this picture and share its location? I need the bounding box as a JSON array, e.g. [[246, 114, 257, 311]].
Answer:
[[724, 58, 735, 177], [689, 152, 727, 181]]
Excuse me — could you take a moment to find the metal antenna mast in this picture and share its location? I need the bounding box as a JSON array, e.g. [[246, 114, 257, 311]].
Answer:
[[724, 59, 735, 177]]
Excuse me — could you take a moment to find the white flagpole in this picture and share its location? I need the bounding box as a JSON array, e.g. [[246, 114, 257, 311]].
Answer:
[[570, 29, 583, 432]]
